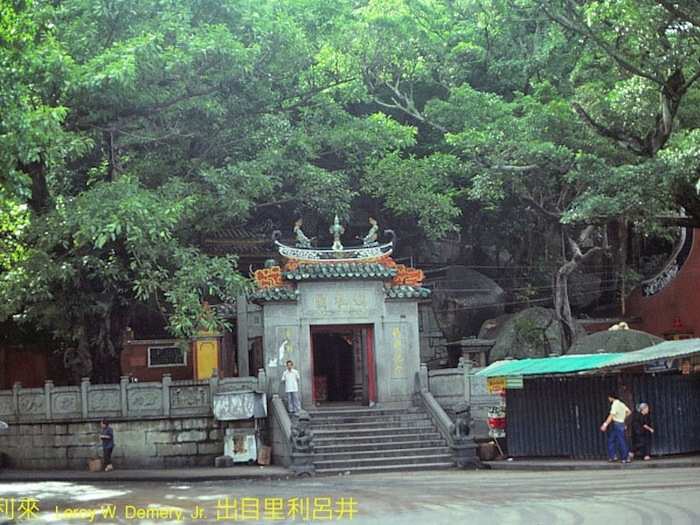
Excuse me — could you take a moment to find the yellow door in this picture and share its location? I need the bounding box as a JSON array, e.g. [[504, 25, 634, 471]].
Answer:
[[195, 339, 219, 379]]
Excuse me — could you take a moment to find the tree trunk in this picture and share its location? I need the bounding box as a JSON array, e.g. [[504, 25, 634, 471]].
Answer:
[[553, 260, 577, 352], [554, 229, 607, 352]]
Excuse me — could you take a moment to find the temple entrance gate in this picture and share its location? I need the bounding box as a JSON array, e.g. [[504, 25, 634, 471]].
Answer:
[[310, 325, 376, 405]]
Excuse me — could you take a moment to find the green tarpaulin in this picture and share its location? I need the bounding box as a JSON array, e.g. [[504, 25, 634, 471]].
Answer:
[[477, 338, 700, 378]]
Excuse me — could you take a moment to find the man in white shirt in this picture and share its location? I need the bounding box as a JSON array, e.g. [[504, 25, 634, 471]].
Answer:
[[281, 360, 301, 414], [600, 392, 632, 462]]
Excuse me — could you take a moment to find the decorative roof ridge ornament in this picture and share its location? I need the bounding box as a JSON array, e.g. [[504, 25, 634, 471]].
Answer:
[[361, 217, 379, 247], [272, 220, 397, 263], [329, 215, 345, 251]]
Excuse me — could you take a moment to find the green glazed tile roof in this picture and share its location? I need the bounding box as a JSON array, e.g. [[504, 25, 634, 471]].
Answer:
[[476, 338, 700, 378], [283, 263, 397, 281], [385, 285, 431, 299], [249, 287, 299, 302]]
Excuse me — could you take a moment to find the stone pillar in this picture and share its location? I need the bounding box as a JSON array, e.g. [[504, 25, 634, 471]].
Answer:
[[44, 380, 53, 420], [80, 377, 90, 418], [236, 295, 250, 377], [162, 374, 172, 417], [209, 373, 219, 402], [419, 363, 428, 393], [12, 382, 21, 420], [120, 376, 129, 418], [462, 360, 472, 404], [257, 368, 267, 394]]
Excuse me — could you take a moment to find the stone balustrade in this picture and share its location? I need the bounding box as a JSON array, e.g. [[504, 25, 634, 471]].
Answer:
[[0, 374, 263, 424]]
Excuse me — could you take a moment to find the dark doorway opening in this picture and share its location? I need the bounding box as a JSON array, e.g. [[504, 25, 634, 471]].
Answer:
[[310, 324, 376, 406], [312, 332, 355, 402]]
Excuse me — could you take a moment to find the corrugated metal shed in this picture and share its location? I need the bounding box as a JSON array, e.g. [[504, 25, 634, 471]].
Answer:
[[477, 338, 700, 378]]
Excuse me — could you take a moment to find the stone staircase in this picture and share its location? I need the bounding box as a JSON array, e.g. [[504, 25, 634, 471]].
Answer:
[[308, 405, 454, 475]]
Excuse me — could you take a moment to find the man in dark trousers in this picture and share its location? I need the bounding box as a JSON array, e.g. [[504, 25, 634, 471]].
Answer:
[[99, 419, 115, 472], [600, 393, 632, 463]]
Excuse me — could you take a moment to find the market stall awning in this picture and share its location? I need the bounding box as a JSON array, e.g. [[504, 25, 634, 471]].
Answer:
[[476, 338, 700, 378], [476, 353, 618, 378]]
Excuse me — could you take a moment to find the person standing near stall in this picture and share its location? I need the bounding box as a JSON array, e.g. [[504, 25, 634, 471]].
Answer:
[[600, 393, 632, 463], [631, 403, 654, 460]]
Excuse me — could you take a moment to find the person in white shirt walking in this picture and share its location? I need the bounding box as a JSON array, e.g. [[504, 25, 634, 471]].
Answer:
[[600, 392, 632, 462], [281, 360, 301, 414]]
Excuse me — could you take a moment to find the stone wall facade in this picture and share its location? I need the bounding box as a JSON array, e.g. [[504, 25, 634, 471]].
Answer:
[[0, 416, 228, 469], [261, 281, 421, 407]]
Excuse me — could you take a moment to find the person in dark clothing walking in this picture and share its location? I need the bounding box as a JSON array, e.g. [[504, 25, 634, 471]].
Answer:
[[630, 403, 654, 460], [99, 419, 115, 471]]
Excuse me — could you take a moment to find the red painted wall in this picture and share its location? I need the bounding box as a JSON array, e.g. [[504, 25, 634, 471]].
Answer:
[[626, 228, 700, 338], [120, 340, 194, 382], [0, 346, 48, 389]]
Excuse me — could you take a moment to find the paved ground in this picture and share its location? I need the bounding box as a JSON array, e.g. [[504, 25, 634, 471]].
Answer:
[[0, 468, 697, 524]]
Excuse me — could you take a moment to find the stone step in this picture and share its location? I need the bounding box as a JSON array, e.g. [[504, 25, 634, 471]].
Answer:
[[310, 414, 431, 426], [313, 432, 444, 445], [313, 453, 454, 471], [312, 426, 437, 439], [307, 407, 421, 418], [315, 439, 448, 454], [314, 446, 450, 461], [316, 462, 455, 476], [310, 420, 433, 431]]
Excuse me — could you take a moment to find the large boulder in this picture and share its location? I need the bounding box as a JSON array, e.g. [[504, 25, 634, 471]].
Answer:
[[489, 307, 586, 361], [568, 329, 663, 355], [430, 266, 506, 340]]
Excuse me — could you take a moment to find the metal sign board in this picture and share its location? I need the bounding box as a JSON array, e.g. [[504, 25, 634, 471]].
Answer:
[[505, 375, 524, 389], [645, 359, 677, 373]]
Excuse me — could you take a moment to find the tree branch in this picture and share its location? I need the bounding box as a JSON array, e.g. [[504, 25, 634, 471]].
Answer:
[[572, 102, 649, 155], [540, 2, 666, 87]]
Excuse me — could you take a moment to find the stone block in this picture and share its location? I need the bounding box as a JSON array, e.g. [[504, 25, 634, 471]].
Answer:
[[180, 417, 210, 430], [197, 442, 223, 455], [54, 424, 68, 434], [164, 455, 197, 468], [145, 431, 174, 444], [67, 446, 97, 459], [215, 455, 234, 468], [208, 429, 222, 440], [156, 443, 197, 457], [54, 434, 77, 447], [45, 447, 68, 460], [176, 430, 207, 443], [194, 455, 217, 467], [158, 419, 175, 431], [78, 433, 100, 446]]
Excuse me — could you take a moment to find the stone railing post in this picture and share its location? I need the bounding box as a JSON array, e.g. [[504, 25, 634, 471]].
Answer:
[[80, 377, 90, 418], [44, 380, 54, 420], [419, 363, 428, 393], [12, 382, 21, 419], [209, 373, 219, 413], [462, 360, 472, 404], [162, 374, 172, 417], [120, 376, 129, 418], [257, 368, 267, 393]]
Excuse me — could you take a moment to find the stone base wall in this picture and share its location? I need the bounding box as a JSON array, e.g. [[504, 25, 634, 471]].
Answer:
[[0, 416, 227, 470]]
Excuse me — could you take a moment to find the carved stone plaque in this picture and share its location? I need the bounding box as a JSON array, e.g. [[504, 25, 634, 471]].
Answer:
[[18, 393, 45, 414], [52, 391, 80, 414], [128, 388, 162, 411], [89, 390, 121, 412]]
